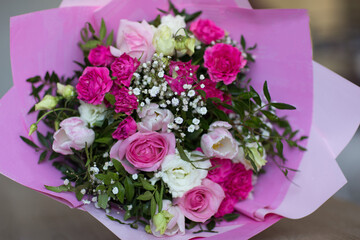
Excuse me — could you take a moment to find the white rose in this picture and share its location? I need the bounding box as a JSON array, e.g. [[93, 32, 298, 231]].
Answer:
[[156, 151, 211, 198], [233, 142, 267, 170], [153, 25, 175, 56], [160, 14, 186, 36], [137, 103, 174, 132], [78, 101, 107, 127]]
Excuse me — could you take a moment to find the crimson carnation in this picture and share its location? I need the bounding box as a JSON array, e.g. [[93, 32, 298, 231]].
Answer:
[[110, 53, 140, 87], [76, 67, 113, 105]]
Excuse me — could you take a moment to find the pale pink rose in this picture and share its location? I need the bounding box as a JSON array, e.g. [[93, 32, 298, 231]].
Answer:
[[214, 194, 238, 218], [112, 116, 137, 140], [110, 20, 155, 63], [76, 67, 113, 105], [150, 200, 185, 237], [190, 19, 225, 45], [110, 132, 175, 174], [200, 122, 238, 159], [175, 179, 225, 223], [204, 43, 247, 85], [52, 117, 95, 155], [137, 103, 174, 132], [88, 45, 115, 67], [110, 53, 140, 87]]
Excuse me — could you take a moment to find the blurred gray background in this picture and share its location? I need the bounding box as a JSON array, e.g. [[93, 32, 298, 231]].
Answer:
[[0, 0, 359, 239]]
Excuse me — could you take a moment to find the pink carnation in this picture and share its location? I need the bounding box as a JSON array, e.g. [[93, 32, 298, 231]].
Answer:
[[214, 194, 238, 218], [190, 19, 225, 45], [110, 53, 140, 87], [207, 158, 233, 183], [164, 61, 199, 94], [175, 179, 225, 223], [88, 45, 115, 67], [76, 67, 113, 105], [112, 116, 137, 140], [224, 163, 253, 200], [204, 43, 247, 85], [111, 85, 138, 115]]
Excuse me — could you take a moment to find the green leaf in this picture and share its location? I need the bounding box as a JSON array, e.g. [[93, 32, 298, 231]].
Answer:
[[106, 30, 114, 46], [45, 184, 73, 193], [260, 110, 278, 121], [105, 93, 116, 105], [81, 40, 101, 49], [99, 19, 107, 40], [238, 91, 258, 99], [124, 210, 131, 221], [137, 191, 153, 201], [263, 81, 271, 103], [185, 11, 202, 23], [75, 187, 85, 201], [249, 86, 261, 105], [223, 213, 240, 222], [276, 139, 284, 157], [20, 136, 40, 149], [206, 220, 216, 231], [271, 103, 296, 110], [114, 182, 125, 203], [36, 131, 48, 148], [140, 178, 156, 191], [159, 182, 164, 212], [176, 142, 191, 162], [112, 159, 126, 175], [107, 215, 126, 224], [26, 76, 41, 83], [38, 151, 47, 163], [87, 22, 95, 34], [124, 177, 135, 201], [98, 193, 108, 209], [49, 151, 59, 160], [95, 137, 113, 145], [240, 35, 246, 49], [157, 8, 168, 14], [150, 196, 156, 217]]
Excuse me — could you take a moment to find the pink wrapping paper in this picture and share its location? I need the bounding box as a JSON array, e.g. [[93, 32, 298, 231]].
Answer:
[[0, 0, 359, 239]]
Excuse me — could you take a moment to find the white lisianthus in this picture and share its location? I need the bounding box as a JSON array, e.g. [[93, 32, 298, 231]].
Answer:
[[156, 151, 211, 198], [233, 142, 267, 170], [153, 25, 175, 56], [160, 14, 186, 36], [78, 101, 107, 127]]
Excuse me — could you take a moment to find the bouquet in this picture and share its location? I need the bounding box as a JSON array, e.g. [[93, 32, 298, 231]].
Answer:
[[2, 0, 360, 239]]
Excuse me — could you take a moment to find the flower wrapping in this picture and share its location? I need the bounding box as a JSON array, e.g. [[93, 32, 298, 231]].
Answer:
[[0, 0, 359, 239]]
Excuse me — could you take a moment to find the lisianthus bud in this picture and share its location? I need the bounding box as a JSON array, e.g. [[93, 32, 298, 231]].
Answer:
[[247, 144, 267, 170], [57, 83, 75, 99], [153, 25, 175, 56], [35, 95, 59, 111], [145, 225, 152, 234], [152, 210, 173, 235], [175, 36, 195, 56], [28, 123, 37, 136]]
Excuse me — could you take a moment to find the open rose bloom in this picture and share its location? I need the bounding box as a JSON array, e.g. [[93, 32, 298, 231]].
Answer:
[[1, 0, 360, 239]]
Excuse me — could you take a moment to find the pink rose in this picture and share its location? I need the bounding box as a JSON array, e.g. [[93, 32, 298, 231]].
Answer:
[[137, 103, 174, 132], [214, 194, 238, 218], [111, 85, 138, 115], [52, 117, 95, 155], [110, 20, 155, 63], [204, 43, 247, 85], [76, 67, 113, 105], [201, 121, 238, 159], [207, 158, 233, 183], [88, 45, 115, 67], [112, 116, 137, 140], [175, 179, 225, 223], [110, 132, 175, 174], [110, 53, 140, 87], [164, 61, 199, 94], [224, 163, 253, 200], [190, 19, 225, 45]]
